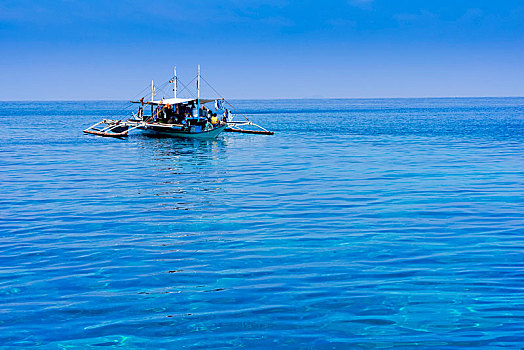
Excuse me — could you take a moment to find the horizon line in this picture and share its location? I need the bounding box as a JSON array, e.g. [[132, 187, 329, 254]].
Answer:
[[1, 95, 523, 103]]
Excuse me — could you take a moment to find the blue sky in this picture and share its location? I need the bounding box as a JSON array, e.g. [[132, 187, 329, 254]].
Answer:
[[1, 0, 523, 100]]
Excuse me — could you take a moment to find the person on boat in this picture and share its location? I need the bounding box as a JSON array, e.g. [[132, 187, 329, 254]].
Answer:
[[188, 102, 197, 119], [159, 105, 167, 123], [164, 104, 174, 124], [174, 106, 183, 124], [183, 106, 190, 123], [153, 106, 158, 122], [211, 113, 218, 125]]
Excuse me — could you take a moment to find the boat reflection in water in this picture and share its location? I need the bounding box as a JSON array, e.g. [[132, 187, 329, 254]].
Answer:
[[133, 136, 231, 213]]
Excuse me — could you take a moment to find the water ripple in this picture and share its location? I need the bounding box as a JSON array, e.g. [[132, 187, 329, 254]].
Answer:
[[1, 98, 524, 348]]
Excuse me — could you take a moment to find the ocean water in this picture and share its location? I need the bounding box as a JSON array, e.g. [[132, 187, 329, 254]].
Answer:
[[1, 98, 524, 349]]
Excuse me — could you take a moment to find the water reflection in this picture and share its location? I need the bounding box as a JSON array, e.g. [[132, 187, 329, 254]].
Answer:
[[132, 135, 231, 212], [135, 134, 230, 160]]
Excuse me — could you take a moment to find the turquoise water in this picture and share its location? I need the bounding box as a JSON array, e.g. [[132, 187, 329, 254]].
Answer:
[[1, 98, 524, 348]]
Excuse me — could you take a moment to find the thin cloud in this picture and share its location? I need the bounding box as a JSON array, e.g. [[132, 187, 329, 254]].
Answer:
[[348, 0, 373, 10]]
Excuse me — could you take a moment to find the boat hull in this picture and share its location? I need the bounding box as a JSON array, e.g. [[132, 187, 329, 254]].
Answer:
[[139, 124, 226, 139]]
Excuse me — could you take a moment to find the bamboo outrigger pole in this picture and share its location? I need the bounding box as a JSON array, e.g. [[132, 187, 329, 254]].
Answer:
[[83, 119, 143, 138]]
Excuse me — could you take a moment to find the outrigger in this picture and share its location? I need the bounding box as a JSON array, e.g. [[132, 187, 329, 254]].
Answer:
[[84, 66, 273, 138]]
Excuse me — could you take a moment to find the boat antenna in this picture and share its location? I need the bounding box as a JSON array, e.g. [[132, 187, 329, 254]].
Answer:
[[173, 66, 177, 98]]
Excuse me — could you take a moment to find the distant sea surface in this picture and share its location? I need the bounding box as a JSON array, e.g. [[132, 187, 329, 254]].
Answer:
[[1, 98, 524, 349]]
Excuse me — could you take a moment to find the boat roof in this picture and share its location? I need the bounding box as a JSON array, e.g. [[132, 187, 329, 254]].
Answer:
[[131, 98, 222, 105]]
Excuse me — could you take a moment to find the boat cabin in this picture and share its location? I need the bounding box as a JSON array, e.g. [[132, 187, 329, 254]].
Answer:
[[132, 98, 226, 134]]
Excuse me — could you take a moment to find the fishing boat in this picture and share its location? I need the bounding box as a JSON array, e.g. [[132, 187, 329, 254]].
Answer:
[[84, 66, 273, 138]]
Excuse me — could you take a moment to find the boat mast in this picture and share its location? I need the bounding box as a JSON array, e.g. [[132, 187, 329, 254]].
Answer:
[[151, 80, 155, 102], [151, 80, 155, 116], [197, 65, 200, 116], [173, 66, 177, 98]]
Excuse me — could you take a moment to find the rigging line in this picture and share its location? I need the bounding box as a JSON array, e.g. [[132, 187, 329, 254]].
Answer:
[[152, 79, 173, 99], [104, 84, 151, 118], [136, 75, 196, 104], [223, 100, 250, 121], [173, 79, 190, 96], [176, 76, 197, 98], [153, 73, 200, 100], [157, 79, 175, 99], [157, 75, 198, 99], [146, 75, 180, 101], [102, 73, 197, 121], [137, 76, 178, 101], [200, 75, 250, 121], [132, 83, 156, 101], [104, 81, 159, 120], [98, 77, 168, 121], [200, 75, 225, 99]]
